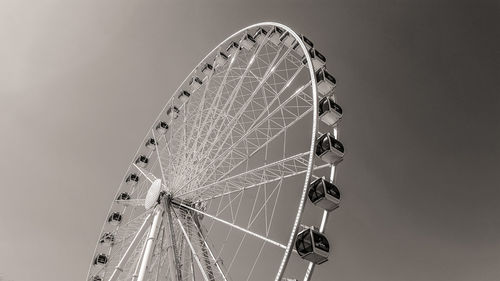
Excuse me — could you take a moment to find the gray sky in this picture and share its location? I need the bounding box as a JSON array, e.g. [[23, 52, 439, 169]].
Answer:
[[1, 0, 499, 281]]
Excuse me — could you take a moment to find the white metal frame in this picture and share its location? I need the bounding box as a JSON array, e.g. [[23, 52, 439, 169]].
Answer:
[[86, 22, 340, 281]]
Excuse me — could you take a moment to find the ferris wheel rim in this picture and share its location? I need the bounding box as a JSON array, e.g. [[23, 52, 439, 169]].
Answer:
[[86, 21, 323, 281]]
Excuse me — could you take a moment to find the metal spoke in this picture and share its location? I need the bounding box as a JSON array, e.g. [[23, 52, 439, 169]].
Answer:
[[177, 202, 288, 250], [198, 81, 313, 189], [180, 151, 328, 202], [173, 80, 312, 201], [171, 44, 285, 195], [116, 199, 145, 207], [183, 43, 286, 178], [168, 36, 247, 191], [182, 36, 272, 171]]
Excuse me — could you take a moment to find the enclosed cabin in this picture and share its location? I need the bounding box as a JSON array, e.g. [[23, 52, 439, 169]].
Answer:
[[302, 48, 326, 70], [269, 26, 284, 45], [295, 227, 330, 265], [293, 34, 314, 57], [241, 33, 256, 50], [117, 192, 131, 201], [155, 121, 169, 135], [108, 212, 122, 225], [214, 51, 228, 68], [201, 63, 214, 77], [145, 138, 157, 151], [279, 31, 296, 49], [178, 90, 191, 103], [308, 178, 341, 212], [253, 27, 268, 44], [315, 133, 344, 165], [135, 155, 149, 168], [91, 276, 103, 281], [318, 97, 343, 126], [167, 106, 180, 120], [125, 173, 139, 186], [99, 232, 115, 244], [189, 77, 203, 92], [226, 41, 239, 57], [93, 253, 109, 265], [316, 68, 336, 96]]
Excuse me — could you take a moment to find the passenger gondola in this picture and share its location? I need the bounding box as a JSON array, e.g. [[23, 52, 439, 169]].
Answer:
[[315, 68, 336, 96], [279, 31, 296, 48], [253, 27, 268, 44], [93, 253, 109, 265], [189, 77, 203, 92], [308, 177, 340, 211], [315, 133, 344, 165], [108, 212, 122, 225], [318, 96, 343, 126], [145, 138, 157, 151], [302, 48, 326, 70], [135, 155, 149, 168], [167, 106, 180, 119], [293, 34, 314, 57], [155, 121, 169, 135], [241, 34, 256, 50], [178, 90, 191, 103], [295, 227, 330, 265], [99, 232, 115, 244], [201, 63, 214, 76], [226, 41, 240, 56], [269, 26, 284, 45], [214, 51, 228, 67], [91, 276, 103, 281], [116, 192, 131, 201], [125, 173, 139, 186]]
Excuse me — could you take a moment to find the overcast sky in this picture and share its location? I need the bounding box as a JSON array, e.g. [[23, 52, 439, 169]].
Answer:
[[1, 0, 499, 281]]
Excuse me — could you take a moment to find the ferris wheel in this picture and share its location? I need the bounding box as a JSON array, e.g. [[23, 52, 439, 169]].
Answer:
[[86, 22, 345, 281]]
